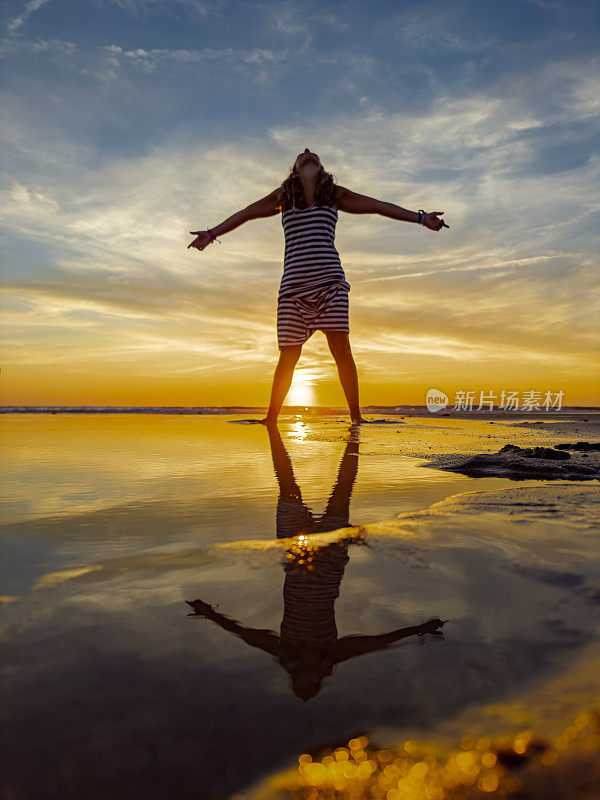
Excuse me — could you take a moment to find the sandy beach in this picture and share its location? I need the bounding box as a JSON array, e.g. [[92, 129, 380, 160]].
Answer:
[[1, 410, 599, 799]]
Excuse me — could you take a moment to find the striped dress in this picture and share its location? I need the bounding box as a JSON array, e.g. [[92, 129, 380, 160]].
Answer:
[[280, 541, 350, 647], [277, 202, 351, 348], [276, 491, 350, 647]]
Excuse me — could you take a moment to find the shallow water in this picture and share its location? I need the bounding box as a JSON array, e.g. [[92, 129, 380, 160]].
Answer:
[[1, 414, 599, 799]]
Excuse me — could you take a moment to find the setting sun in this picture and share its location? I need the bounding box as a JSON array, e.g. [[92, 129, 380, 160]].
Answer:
[[287, 374, 316, 406]]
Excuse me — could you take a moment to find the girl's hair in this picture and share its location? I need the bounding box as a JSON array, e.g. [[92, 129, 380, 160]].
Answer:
[[276, 161, 337, 212]]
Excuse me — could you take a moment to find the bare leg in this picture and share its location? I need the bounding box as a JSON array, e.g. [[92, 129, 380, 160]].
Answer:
[[325, 331, 367, 425], [260, 344, 302, 425]]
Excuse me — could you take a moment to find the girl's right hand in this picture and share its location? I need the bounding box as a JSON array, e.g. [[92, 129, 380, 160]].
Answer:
[[188, 230, 213, 250]]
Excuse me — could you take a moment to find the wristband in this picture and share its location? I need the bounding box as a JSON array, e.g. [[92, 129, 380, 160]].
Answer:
[[207, 228, 222, 244], [417, 210, 427, 225]]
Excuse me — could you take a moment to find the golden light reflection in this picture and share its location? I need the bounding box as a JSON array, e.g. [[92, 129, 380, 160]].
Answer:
[[251, 702, 600, 799], [291, 420, 308, 441], [286, 368, 317, 407], [285, 531, 364, 574]]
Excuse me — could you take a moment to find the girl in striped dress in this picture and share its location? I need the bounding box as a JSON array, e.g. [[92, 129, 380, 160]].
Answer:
[[189, 148, 448, 426]]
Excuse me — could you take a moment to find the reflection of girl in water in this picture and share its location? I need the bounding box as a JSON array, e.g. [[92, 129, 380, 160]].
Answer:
[[187, 426, 446, 701], [273, 425, 357, 700], [279, 537, 352, 700]]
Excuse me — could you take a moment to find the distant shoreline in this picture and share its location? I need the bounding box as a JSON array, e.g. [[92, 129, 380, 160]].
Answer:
[[1, 406, 598, 416]]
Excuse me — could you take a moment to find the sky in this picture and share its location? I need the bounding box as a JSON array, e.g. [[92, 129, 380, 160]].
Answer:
[[1, 0, 599, 408]]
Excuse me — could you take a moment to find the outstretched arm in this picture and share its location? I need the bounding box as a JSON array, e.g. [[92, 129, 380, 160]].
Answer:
[[188, 188, 282, 251], [186, 599, 280, 657], [335, 185, 448, 230], [333, 618, 446, 664]]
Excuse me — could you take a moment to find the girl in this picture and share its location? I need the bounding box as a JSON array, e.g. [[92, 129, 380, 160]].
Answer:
[[188, 148, 448, 426]]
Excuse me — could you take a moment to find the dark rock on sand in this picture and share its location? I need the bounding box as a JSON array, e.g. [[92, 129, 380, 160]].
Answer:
[[554, 441, 600, 452], [420, 443, 600, 481], [500, 444, 570, 460]]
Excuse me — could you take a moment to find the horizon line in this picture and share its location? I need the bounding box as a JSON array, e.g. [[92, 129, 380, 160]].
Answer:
[[1, 405, 598, 413]]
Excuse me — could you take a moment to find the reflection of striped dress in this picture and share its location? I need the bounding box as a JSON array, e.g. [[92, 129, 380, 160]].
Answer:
[[277, 496, 350, 645], [277, 204, 351, 348], [281, 542, 349, 645]]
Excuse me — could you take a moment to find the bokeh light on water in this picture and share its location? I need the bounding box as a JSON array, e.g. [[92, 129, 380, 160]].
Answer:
[[249, 705, 600, 799]]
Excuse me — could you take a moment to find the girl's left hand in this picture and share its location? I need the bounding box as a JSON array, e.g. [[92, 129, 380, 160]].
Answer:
[[424, 212, 449, 231], [186, 599, 213, 616], [188, 230, 213, 250]]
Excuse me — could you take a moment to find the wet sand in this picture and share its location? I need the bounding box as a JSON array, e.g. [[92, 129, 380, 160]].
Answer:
[[0, 411, 599, 799]]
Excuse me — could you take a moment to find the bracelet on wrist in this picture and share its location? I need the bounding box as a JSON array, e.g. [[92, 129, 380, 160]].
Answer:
[[417, 210, 427, 225], [207, 228, 222, 244]]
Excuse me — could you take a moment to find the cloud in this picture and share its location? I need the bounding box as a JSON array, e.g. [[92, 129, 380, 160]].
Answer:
[[1, 101, 598, 382], [388, 1, 498, 54], [523, 0, 564, 9], [107, 0, 225, 20], [100, 42, 289, 78], [5, 0, 52, 35], [261, 0, 351, 51], [1, 1, 598, 401]]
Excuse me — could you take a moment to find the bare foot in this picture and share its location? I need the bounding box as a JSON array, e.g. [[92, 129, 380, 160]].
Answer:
[[350, 417, 369, 426], [258, 416, 279, 427]]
